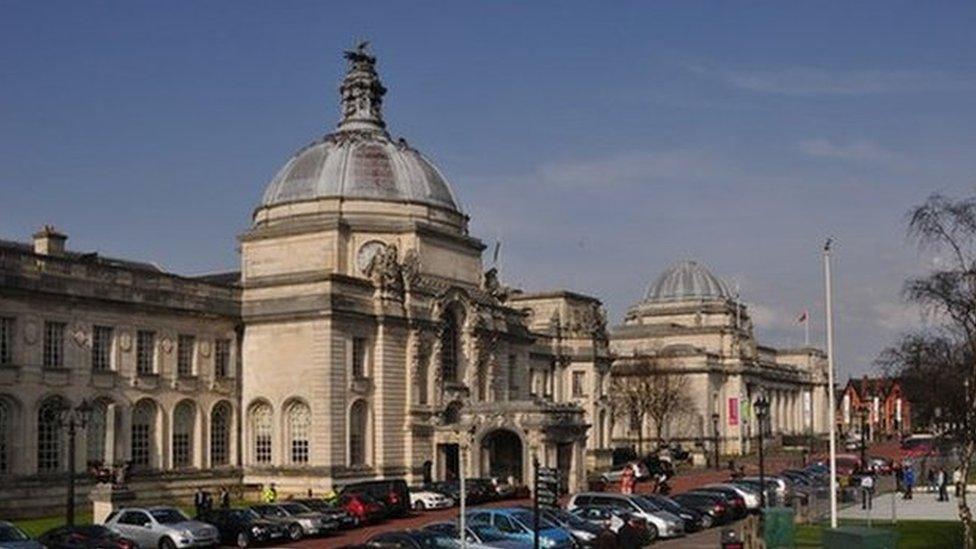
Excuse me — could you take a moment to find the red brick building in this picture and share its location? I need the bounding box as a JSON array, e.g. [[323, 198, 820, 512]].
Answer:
[[836, 376, 911, 439]]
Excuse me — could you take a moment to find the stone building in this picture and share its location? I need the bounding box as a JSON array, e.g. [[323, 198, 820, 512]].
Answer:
[[0, 47, 610, 514], [609, 261, 831, 456], [0, 226, 241, 517], [239, 45, 605, 495]]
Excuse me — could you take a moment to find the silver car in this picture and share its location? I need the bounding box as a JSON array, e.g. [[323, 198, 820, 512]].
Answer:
[[105, 507, 218, 549]]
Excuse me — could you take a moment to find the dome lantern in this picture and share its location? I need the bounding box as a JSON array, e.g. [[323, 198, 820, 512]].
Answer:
[[337, 41, 387, 133]]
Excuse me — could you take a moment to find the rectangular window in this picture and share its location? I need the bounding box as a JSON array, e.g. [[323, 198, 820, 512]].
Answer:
[[291, 440, 309, 464], [91, 325, 113, 371], [136, 331, 155, 375], [507, 354, 518, 396], [255, 435, 272, 465], [172, 433, 190, 468], [572, 371, 585, 398], [0, 317, 13, 364], [43, 321, 66, 368], [177, 334, 195, 377], [131, 424, 150, 467], [214, 339, 231, 378], [352, 337, 367, 379]]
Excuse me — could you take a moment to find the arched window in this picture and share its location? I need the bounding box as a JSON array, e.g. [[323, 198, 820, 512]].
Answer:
[[440, 313, 460, 383], [132, 400, 156, 468], [86, 400, 108, 464], [172, 401, 195, 468], [210, 401, 231, 467], [286, 401, 311, 465], [37, 397, 65, 473], [250, 403, 273, 465], [349, 400, 369, 466], [0, 400, 9, 474]]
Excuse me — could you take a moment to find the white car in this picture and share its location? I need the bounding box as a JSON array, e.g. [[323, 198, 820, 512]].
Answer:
[[703, 483, 761, 510], [566, 492, 685, 539], [410, 489, 454, 510]]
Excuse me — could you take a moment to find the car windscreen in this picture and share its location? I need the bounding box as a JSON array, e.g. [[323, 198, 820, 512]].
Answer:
[[0, 526, 30, 542], [281, 503, 311, 514], [150, 509, 189, 524], [631, 497, 661, 512], [512, 511, 554, 529], [544, 509, 589, 529]]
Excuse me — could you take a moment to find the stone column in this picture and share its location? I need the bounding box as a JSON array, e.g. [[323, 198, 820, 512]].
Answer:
[[104, 403, 117, 467]]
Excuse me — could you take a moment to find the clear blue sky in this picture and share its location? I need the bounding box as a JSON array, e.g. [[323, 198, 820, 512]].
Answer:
[[2, 1, 975, 378]]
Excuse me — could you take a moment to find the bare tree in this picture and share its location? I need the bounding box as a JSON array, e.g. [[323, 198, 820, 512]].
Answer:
[[610, 355, 696, 453], [881, 193, 976, 547]]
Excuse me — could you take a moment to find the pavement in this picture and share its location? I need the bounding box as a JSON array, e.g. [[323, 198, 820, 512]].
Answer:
[[840, 490, 966, 522]]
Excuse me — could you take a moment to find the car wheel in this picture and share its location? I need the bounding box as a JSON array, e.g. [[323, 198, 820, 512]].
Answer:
[[288, 523, 304, 541], [236, 532, 250, 548], [701, 515, 713, 529], [645, 523, 658, 542], [159, 537, 177, 549], [414, 500, 426, 511]]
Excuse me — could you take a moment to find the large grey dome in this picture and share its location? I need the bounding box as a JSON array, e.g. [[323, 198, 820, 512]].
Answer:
[[260, 133, 460, 211], [644, 260, 731, 303], [259, 44, 461, 213]]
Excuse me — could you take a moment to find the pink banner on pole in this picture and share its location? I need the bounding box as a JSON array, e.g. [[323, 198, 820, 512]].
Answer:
[[728, 397, 739, 426]]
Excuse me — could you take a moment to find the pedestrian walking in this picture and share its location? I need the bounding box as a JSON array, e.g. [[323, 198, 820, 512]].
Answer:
[[193, 487, 206, 517], [954, 467, 964, 498], [938, 468, 949, 502], [903, 465, 915, 500], [620, 463, 635, 495], [219, 487, 230, 509], [261, 483, 278, 503], [860, 473, 875, 510]]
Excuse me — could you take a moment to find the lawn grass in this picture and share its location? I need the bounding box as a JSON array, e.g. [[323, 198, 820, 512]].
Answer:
[[796, 519, 965, 548]]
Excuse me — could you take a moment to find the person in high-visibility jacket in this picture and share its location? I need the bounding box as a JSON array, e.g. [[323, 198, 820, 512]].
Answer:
[[261, 483, 278, 503]]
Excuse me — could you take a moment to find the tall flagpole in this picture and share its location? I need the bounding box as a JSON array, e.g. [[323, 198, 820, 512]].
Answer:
[[804, 311, 810, 347], [824, 238, 838, 529]]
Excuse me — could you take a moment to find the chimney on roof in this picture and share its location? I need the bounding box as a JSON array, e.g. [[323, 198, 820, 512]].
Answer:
[[33, 225, 67, 256]]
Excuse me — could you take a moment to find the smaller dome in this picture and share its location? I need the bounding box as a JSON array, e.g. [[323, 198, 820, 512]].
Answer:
[[644, 260, 731, 303]]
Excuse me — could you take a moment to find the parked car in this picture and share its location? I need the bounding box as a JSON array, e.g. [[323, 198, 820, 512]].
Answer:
[[409, 488, 455, 511], [338, 492, 387, 525], [700, 483, 761, 511], [730, 479, 779, 508], [104, 507, 219, 549], [467, 507, 575, 549], [670, 492, 733, 525], [422, 522, 524, 547], [250, 503, 337, 540], [196, 508, 286, 548], [565, 492, 684, 539], [867, 456, 894, 474], [541, 508, 606, 547], [427, 480, 492, 505], [1, 522, 49, 549], [686, 489, 746, 519], [365, 529, 474, 548], [739, 476, 792, 504], [293, 499, 357, 529], [466, 478, 502, 502], [568, 507, 655, 546], [638, 494, 708, 531], [37, 525, 136, 549], [340, 479, 411, 518]]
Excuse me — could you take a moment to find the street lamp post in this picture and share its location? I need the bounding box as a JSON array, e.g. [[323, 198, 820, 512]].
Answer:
[[754, 396, 770, 508], [711, 412, 720, 470], [56, 399, 93, 526], [858, 407, 868, 469]]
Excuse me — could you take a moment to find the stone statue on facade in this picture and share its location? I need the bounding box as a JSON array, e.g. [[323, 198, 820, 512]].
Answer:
[[364, 243, 404, 300], [483, 268, 511, 302]]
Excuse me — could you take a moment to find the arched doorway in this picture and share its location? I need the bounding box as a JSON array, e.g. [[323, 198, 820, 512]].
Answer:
[[481, 429, 523, 483]]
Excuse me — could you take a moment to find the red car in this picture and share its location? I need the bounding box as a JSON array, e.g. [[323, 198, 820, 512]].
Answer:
[[338, 492, 385, 525]]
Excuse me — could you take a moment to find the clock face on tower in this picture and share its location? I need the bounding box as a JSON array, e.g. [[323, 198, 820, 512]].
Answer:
[[356, 240, 386, 275]]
